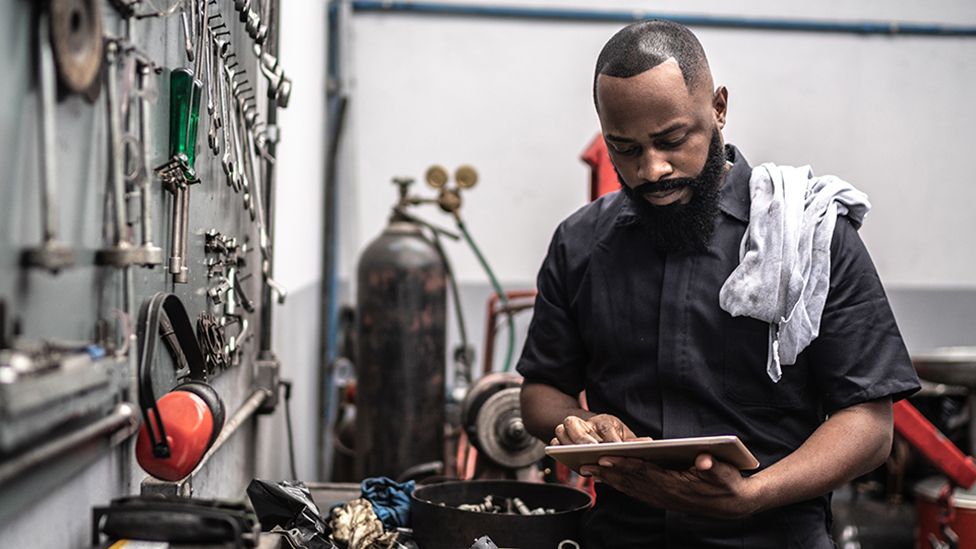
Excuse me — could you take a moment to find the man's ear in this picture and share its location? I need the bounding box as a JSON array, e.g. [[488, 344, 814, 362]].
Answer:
[[713, 86, 728, 129]]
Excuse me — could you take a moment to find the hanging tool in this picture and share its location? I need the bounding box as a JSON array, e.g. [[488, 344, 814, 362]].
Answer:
[[207, 0, 284, 169], [233, 0, 269, 46], [22, 10, 75, 273], [50, 0, 103, 98], [254, 46, 291, 109], [132, 60, 163, 266], [155, 67, 203, 284], [95, 40, 146, 268], [169, 68, 204, 171], [156, 0, 206, 202]]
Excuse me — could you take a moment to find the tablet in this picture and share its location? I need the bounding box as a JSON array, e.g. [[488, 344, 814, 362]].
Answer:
[[545, 435, 760, 472]]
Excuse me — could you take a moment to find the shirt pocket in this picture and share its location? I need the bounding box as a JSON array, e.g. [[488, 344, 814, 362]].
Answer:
[[723, 315, 808, 409]]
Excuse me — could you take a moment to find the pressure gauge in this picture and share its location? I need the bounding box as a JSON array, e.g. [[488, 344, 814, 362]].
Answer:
[[425, 165, 449, 188], [455, 165, 478, 189]]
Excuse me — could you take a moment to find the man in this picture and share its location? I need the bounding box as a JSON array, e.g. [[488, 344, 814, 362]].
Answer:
[[517, 20, 920, 547]]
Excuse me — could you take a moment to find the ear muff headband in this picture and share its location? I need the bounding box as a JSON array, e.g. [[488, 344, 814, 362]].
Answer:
[[137, 292, 209, 459]]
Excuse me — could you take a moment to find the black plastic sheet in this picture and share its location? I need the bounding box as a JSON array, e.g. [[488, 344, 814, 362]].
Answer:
[[247, 479, 337, 549]]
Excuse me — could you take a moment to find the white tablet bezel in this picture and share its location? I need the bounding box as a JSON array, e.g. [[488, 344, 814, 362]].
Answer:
[[545, 435, 760, 472]]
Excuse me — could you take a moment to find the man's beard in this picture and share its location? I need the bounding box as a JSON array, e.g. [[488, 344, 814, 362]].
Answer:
[[618, 129, 725, 254]]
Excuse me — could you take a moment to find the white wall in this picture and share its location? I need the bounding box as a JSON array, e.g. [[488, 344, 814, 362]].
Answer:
[[337, 0, 976, 290], [258, 0, 329, 482]]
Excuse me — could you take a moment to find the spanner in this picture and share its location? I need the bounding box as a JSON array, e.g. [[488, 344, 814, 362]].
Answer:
[[133, 60, 163, 266], [22, 11, 75, 272], [96, 40, 144, 268]]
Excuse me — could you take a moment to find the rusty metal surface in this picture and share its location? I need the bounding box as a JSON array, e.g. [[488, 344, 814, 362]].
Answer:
[[355, 221, 447, 479]]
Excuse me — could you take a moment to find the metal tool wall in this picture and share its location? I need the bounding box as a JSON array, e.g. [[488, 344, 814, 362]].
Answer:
[[0, 0, 289, 526]]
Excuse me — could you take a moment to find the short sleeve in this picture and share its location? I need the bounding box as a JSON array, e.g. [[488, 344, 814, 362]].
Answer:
[[805, 217, 921, 412], [516, 224, 588, 397]]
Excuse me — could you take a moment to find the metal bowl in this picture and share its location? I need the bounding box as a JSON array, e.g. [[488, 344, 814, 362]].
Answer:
[[411, 480, 591, 549], [913, 347, 976, 388]]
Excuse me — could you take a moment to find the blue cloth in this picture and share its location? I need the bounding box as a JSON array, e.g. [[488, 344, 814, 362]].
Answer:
[[360, 477, 415, 530]]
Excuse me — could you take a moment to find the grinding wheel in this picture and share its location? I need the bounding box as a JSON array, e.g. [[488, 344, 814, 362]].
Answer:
[[50, 0, 103, 96], [460, 372, 521, 433], [474, 387, 545, 469]]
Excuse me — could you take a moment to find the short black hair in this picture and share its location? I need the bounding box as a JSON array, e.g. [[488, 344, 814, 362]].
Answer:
[[593, 20, 711, 108]]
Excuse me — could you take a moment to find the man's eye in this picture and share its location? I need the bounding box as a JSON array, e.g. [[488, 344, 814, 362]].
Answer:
[[610, 144, 640, 156], [657, 137, 687, 150]]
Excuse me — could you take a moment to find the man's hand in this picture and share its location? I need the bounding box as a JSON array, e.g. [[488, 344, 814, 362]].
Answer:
[[580, 453, 765, 520], [550, 414, 640, 445]]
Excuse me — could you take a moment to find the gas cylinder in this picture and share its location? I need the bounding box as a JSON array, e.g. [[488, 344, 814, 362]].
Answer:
[[355, 214, 447, 479]]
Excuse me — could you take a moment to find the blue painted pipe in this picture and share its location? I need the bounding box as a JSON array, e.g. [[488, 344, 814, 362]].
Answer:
[[340, 0, 976, 37]]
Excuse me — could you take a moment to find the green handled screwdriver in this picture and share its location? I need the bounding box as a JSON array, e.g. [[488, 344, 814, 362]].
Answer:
[[168, 68, 204, 177]]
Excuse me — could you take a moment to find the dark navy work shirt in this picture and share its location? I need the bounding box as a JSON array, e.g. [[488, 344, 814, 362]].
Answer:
[[517, 146, 920, 548]]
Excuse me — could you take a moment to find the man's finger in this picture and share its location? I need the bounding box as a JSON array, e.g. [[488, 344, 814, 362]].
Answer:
[[579, 465, 599, 478], [619, 423, 638, 440], [694, 455, 742, 488], [695, 453, 714, 471], [555, 424, 576, 446], [564, 416, 602, 444], [595, 420, 623, 442]]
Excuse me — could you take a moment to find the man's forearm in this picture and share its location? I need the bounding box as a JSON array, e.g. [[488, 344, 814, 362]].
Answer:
[[750, 398, 893, 513], [520, 382, 592, 441]]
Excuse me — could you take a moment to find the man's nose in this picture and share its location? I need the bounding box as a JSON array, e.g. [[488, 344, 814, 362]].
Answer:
[[637, 149, 673, 182]]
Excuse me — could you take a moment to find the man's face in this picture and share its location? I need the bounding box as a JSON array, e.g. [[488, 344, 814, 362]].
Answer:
[[596, 59, 727, 206], [596, 59, 729, 252]]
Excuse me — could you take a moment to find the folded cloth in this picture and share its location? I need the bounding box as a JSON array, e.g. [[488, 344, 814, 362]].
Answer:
[[360, 477, 415, 530], [719, 163, 871, 382]]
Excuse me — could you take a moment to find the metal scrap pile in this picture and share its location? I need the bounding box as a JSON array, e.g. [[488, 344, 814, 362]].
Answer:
[[453, 495, 556, 516]]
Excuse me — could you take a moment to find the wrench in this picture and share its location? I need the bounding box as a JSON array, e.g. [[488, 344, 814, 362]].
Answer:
[[240, 101, 263, 222], [218, 49, 239, 190], [180, 2, 194, 63], [205, 30, 220, 156], [230, 93, 253, 217], [243, 122, 284, 304], [133, 61, 163, 266], [95, 40, 143, 267], [22, 11, 74, 272]]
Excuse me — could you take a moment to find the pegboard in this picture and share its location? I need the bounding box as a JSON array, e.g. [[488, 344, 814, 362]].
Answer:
[[0, 0, 289, 515]]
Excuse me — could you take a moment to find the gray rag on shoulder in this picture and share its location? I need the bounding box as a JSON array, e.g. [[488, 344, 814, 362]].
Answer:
[[718, 163, 871, 382]]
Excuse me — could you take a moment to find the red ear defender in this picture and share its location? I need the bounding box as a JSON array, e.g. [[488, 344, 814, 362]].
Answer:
[[136, 390, 214, 481], [134, 293, 225, 482]]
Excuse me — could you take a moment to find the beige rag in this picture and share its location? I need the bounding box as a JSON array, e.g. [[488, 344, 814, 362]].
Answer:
[[329, 497, 397, 549]]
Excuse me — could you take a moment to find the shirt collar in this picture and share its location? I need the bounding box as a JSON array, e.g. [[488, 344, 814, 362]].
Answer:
[[613, 143, 752, 226], [718, 144, 752, 223]]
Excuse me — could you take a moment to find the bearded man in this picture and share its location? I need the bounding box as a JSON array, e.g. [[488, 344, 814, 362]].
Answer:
[[518, 20, 920, 548]]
